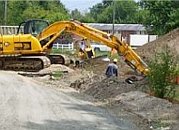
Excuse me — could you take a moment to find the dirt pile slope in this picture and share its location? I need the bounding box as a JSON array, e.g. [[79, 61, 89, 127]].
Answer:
[[113, 91, 179, 129], [69, 75, 179, 130], [137, 28, 179, 62], [70, 75, 148, 100]]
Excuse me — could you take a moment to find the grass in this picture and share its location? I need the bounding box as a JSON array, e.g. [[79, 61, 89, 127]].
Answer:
[[52, 48, 75, 55], [52, 71, 63, 79], [94, 51, 110, 57]]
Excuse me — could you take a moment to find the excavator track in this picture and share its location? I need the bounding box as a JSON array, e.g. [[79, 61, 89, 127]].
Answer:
[[0, 56, 51, 72], [47, 54, 71, 65]]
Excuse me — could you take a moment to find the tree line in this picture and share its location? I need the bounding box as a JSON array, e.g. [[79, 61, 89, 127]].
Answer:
[[0, 0, 69, 25], [0, 0, 178, 35]]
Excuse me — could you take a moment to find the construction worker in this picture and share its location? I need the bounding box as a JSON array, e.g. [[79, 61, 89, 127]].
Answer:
[[105, 58, 118, 78], [80, 40, 85, 51]]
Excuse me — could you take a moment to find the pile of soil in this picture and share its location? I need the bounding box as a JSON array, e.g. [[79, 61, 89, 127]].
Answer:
[[70, 76, 148, 100], [113, 91, 179, 129], [137, 28, 179, 63], [39, 64, 74, 74], [69, 74, 179, 129], [70, 56, 148, 101]]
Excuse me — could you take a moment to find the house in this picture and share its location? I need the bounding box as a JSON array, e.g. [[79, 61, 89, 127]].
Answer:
[[86, 23, 146, 44]]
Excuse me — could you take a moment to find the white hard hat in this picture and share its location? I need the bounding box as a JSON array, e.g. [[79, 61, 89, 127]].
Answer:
[[102, 57, 110, 62], [113, 58, 118, 62]]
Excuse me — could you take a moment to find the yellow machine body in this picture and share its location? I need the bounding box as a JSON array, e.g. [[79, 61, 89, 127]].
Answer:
[[0, 34, 42, 55]]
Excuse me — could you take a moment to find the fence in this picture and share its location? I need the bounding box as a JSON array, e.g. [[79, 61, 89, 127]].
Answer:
[[0, 26, 18, 34], [53, 43, 74, 50]]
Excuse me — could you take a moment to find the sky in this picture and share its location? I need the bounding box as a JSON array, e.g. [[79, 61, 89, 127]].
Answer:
[[60, 0, 103, 12]]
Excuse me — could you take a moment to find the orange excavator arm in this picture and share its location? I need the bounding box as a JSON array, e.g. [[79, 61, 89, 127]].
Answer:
[[37, 20, 149, 75]]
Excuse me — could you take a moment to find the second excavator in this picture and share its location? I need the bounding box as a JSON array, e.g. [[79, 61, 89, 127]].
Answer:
[[0, 19, 148, 75]]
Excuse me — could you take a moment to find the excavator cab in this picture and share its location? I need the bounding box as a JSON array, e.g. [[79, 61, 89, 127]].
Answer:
[[17, 19, 53, 49], [17, 19, 49, 36]]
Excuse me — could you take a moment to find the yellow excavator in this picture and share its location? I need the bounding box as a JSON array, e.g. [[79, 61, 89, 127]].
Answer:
[[0, 19, 148, 75]]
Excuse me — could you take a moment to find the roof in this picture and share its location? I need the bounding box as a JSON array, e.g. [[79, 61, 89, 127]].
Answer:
[[85, 23, 146, 31]]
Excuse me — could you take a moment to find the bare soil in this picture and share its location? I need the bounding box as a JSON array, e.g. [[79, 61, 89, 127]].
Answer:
[[136, 28, 179, 63]]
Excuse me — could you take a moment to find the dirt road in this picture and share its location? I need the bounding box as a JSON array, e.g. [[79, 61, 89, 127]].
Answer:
[[0, 71, 140, 130]]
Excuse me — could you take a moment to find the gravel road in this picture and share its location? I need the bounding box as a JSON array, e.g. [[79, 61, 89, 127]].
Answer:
[[0, 71, 140, 130]]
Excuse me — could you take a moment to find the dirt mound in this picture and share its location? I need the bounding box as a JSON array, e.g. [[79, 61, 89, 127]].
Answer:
[[70, 75, 179, 129], [137, 28, 179, 63], [69, 74, 179, 129], [39, 64, 74, 74], [114, 91, 178, 119], [113, 91, 179, 129], [70, 76, 148, 100]]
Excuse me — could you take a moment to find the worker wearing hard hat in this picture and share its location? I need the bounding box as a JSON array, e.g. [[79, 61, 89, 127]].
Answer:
[[105, 58, 118, 78]]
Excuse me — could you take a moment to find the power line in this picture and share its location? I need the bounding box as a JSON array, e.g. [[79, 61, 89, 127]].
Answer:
[[112, 0, 115, 35]]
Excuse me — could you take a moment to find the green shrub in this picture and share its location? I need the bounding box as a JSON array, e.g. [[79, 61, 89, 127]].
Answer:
[[148, 48, 177, 99]]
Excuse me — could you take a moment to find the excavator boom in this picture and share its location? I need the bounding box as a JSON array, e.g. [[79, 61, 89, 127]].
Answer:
[[37, 20, 149, 75]]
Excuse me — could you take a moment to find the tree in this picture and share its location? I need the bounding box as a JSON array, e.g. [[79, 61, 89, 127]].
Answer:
[[133, 9, 150, 24], [89, 0, 138, 23], [148, 47, 177, 99], [7, 1, 31, 25], [2, 0, 69, 25], [22, 0, 69, 23], [139, 0, 179, 35], [87, 0, 178, 35], [71, 9, 83, 21], [115, 0, 138, 23], [89, 3, 105, 20], [167, 8, 179, 32], [70, 9, 95, 23], [82, 13, 95, 23], [0, 1, 5, 24]]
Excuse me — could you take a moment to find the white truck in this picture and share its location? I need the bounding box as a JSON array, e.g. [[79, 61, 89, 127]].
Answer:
[[90, 42, 111, 52]]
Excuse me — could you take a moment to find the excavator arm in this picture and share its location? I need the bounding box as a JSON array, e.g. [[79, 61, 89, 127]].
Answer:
[[37, 20, 149, 75]]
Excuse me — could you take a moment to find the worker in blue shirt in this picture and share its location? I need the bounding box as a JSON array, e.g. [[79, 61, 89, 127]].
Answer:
[[105, 58, 118, 78]]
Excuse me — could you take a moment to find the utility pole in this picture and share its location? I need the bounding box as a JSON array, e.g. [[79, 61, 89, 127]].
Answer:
[[112, 0, 115, 35], [4, 0, 7, 25]]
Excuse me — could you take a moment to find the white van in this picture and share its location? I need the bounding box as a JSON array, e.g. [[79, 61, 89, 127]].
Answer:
[[90, 42, 111, 52]]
